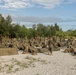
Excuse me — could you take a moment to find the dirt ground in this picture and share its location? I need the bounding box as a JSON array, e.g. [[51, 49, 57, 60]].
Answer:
[[0, 50, 76, 75]]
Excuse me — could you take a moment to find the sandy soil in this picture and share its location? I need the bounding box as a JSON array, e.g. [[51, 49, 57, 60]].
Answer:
[[0, 50, 76, 75]]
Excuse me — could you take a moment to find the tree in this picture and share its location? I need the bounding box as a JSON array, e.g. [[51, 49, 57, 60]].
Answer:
[[0, 14, 3, 23], [37, 24, 46, 37], [54, 23, 59, 31], [6, 15, 12, 25], [32, 24, 36, 30], [9, 24, 20, 38], [0, 14, 9, 36], [0, 14, 5, 23], [18, 25, 28, 38]]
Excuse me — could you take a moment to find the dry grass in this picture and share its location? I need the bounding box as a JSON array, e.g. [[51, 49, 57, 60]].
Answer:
[[25, 56, 47, 64], [0, 48, 18, 56]]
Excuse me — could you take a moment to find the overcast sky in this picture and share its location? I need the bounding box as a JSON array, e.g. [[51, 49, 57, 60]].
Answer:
[[0, 0, 76, 30]]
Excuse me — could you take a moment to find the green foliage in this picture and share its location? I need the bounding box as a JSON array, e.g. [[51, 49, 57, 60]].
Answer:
[[0, 14, 9, 36], [6, 15, 12, 24], [9, 24, 20, 38], [55, 23, 59, 31], [0, 13, 76, 39], [18, 25, 28, 38]]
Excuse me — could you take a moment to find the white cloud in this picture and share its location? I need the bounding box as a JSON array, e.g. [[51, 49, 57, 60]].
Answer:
[[32, 0, 63, 9], [11, 15, 76, 23], [0, 0, 2, 2], [0, 0, 32, 9], [0, 0, 76, 9], [63, 0, 76, 4]]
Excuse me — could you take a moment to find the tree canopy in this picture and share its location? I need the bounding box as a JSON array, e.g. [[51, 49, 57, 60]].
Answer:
[[0, 13, 76, 39]]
